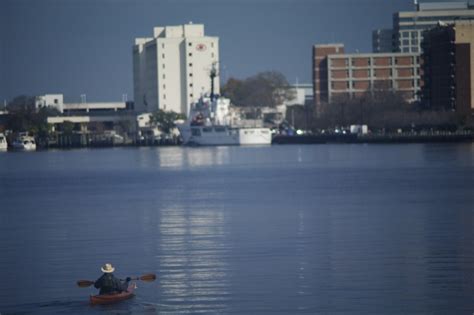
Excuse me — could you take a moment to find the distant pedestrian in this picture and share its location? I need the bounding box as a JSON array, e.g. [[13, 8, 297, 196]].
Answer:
[[94, 263, 130, 294]]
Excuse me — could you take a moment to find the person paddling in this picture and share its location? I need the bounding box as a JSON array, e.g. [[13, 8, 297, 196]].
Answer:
[[94, 263, 131, 295]]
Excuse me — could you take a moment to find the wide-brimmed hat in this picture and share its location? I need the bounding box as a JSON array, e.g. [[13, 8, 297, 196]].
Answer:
[[101, 263, 115, 273]]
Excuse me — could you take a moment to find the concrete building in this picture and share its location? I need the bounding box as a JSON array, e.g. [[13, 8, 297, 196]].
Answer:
[[327, 52, 421, 103], [35, 94, 64, 112], [286, 83, 314, 106], [393, 1, 474, 53], [133, 23, 219, 116], [63, 101, 133, 114], [422, 20, 474, 115], [313, 44, 345, 110], [372, 29, 394, 53]]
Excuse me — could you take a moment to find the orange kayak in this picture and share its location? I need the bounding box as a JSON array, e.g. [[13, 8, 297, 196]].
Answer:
[[90, 283, 136, 305]]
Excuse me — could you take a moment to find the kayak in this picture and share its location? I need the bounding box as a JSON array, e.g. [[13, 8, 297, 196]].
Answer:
[[90, 283, 136, 305]]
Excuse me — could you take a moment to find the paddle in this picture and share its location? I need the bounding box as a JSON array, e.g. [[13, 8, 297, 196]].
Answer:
[[77, 273, 157, 288]]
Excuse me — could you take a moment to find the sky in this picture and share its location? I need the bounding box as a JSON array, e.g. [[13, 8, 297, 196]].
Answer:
[[0, 0, 449, 103]]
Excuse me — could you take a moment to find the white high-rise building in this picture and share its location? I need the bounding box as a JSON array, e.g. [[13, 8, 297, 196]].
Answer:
[[133, 23, 219, 115]]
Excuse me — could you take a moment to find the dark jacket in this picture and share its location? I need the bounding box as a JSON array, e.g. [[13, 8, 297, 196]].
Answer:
[[94, 273, 128, 295]]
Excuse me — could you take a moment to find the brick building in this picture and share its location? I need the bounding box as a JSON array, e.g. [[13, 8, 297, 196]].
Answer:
[[422, 21, 474, 115], [327, 52, 421, 103], [313, 44, 421, 112], [312, 44, 344, 112]]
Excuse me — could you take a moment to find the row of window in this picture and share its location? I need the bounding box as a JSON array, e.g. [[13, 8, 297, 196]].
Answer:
[[162, 42, 216, 49], [331, 79, 419, 89], [398, 15, 474, 23], [333, 68, 419, 77], [330, 57, 418, 67], [401, 30, 421, 38]]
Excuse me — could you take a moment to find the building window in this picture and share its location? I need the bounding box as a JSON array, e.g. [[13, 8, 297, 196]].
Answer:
[[211, 42, 214, 48], [331, 82, 334, 89], [402, 47, 409, 52], [163, 74, 166, 79], [163, 94, 166, 100], [346, 70, 349, 77], [189, 42, 192, 46], [368, 59, 371, 66], [189, 53, 192, 57], [162, 64, 165, 69], [162, 53, 165, 58], [189, 63, 193, 67], [412, 47, 419, 53], [162, 43, 165, 49], [163, 84, 166, 89], [402, 31, 409, 38], [346, 82, 350, 89], [189, 83, 193, 87], [54, 99, 58, 104], [190, 93, 193, 97], [189, 73, 193, 77], [211, 53, 214, 58], [394, 58, 398, 65]]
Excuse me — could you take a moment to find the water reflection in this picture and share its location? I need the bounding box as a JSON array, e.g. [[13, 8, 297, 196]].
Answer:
[[136, 147, 232, 169], [157, 201, 231, 312]]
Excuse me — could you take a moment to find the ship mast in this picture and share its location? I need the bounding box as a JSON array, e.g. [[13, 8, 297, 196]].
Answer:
[[210, 63, 217, 101]]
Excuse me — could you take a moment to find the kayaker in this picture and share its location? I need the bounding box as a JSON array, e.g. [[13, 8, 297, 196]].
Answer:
[[94, 263, 131, 295]]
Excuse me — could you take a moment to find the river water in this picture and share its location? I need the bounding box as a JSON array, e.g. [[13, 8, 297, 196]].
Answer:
[[1, 144, 474, 314]]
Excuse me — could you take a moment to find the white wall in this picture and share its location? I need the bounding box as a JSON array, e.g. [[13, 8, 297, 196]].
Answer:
[[133, 24, 219, 116], [35, 94, 64, 112]]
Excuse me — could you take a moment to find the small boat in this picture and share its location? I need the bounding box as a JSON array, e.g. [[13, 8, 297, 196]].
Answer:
[[0, 133, 7, 151], [11, 133, 36, 151], [90, 283, 136, 305]]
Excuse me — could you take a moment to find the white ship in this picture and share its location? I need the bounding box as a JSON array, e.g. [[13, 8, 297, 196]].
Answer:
[[0, 133, 7, 151], [12, 133, 36, 151], [177, 64, 271, 146], [177, 95, 272, 146]]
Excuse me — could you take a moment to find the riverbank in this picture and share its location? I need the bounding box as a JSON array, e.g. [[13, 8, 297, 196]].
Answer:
[[272, 131, 474, 144]]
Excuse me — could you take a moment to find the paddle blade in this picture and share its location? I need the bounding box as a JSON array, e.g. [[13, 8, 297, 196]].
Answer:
[[139, 274, 156, 282], [77, 280, 95, 287]]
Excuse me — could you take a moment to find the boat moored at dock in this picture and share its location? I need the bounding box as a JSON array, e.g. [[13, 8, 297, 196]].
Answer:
[[11, 133, 37, 151]]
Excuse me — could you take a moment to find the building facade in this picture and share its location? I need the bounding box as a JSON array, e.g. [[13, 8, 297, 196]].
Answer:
[[313, 44, 345, 111], [372, 29, 394, 53], [327, 52, 421, 103], [133, 24, 219, 115], [393, 1, 474, 53], [422, 21, 474, 115], [35, 94, 64, 113]]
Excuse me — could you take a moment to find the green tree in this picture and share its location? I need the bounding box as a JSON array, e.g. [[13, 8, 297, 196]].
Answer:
[[221, 71, 295, 107], [6, 95, 59, 136]]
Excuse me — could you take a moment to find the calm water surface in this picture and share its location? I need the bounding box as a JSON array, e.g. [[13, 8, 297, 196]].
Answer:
[[1, 144, 474, 314]]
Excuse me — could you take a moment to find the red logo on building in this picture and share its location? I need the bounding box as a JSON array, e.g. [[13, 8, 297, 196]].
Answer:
[[196, 43, 207, 52]]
